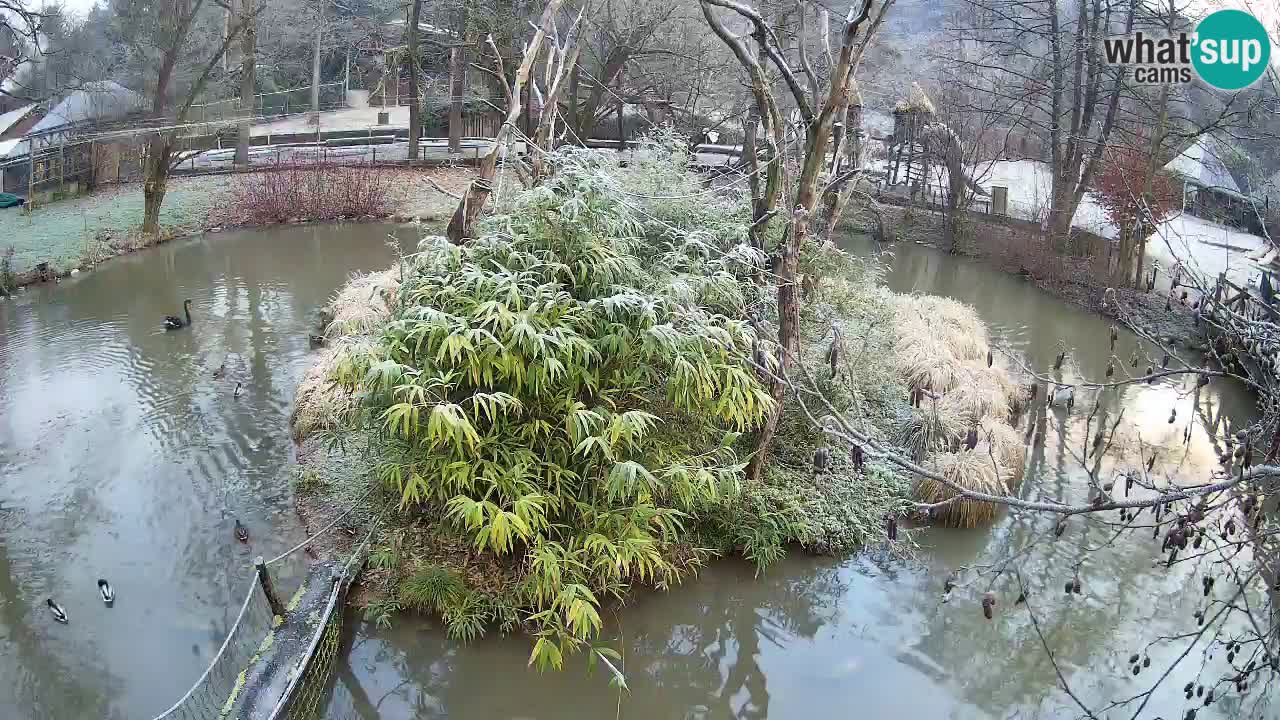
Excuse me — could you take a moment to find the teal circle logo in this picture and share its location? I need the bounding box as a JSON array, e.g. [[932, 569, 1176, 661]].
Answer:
[[1193, 9, 1270, 90]]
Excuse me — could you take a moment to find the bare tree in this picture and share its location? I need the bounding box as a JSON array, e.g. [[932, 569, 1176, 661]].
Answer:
[[0, 2, 53, 104], [446, 0, 565, 243], [405, 0, 424, 159], [113, 0, 260, 234], [942, 0, 1135, 251], [700, 0, 893, 481]]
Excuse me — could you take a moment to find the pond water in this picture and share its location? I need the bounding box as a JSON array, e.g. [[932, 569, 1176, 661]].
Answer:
[[0, 222, 415, 719], [0, 226, 1263, 720], [317, 236, 1263, 720]]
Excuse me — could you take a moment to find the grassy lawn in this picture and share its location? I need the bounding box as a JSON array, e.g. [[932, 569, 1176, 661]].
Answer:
[[1, 175, 231, 276]]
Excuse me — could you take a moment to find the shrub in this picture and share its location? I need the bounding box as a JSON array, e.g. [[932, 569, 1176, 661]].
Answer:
[[338, 149, 773, 669], [0, 246, 13, 295], [224, 161, 394, 225]]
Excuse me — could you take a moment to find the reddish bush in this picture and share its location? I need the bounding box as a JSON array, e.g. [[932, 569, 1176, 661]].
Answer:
[[1094, 140, 1181, 232], [224, 162, 395, 225]]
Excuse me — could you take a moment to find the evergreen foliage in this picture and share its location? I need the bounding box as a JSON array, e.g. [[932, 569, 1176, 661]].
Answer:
[[338, 145, 777, 668]]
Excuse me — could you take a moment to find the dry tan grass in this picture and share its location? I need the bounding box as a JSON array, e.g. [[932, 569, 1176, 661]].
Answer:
[[294, 265, 401, 441], [896, 401, 967, 460], [915, 449, 1009, 527], [981, 420, 1028, 487], [889, 293, 1032, 525], [292, 340, 370, 441], [939, 368, 1013, 425], [325, 266, 402, 339]]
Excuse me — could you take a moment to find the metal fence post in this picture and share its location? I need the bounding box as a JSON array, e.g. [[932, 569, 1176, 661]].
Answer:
[[254, 556, 285, 616]]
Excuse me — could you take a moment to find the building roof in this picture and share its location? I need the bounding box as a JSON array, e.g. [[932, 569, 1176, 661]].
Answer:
[[1164, 136, 1243, 197], [27, 81, 145, 136], [0, 103, 37, 137]]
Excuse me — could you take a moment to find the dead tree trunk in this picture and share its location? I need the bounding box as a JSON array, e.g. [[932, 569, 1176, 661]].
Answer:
[[530, 11, 584, 182], [446, 0, 565, 243], [702, 0, 883, 482]]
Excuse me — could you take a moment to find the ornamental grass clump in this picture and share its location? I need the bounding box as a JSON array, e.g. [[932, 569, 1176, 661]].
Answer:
[[889, 295, 1027, 525], [336, 154, 775, 670]]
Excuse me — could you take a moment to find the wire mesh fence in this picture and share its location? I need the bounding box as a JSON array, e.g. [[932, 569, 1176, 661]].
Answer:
[[151, 576, 279, 720], [270, 580, 349, 720]]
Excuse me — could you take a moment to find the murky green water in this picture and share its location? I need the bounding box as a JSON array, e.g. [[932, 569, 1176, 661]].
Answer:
[[316, 237, 1264, 720], [0, 227, 1265, 720], [0, 222, 415, 719]]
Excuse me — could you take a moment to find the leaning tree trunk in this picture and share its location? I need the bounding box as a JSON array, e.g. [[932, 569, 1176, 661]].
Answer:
[[446, 0, 564, 243]]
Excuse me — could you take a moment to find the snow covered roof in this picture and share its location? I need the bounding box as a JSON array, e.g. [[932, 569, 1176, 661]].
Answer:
[[383, 18, 453, 36], [0, 103, 37, 137], [1164, 136, 1243, 197], [0, 138, 22, 158], [28, 81, 145, 135], [894, 83, 935, 114]]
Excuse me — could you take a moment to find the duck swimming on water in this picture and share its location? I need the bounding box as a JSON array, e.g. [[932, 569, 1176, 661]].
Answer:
[[164, 300, 193, 330], [47, 599, 68, 623], [234, 518, 249, 543], [97, 579, 114, 605]]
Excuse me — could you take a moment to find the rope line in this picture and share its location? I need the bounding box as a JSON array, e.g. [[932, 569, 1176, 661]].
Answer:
[[150, 575, 260, 720], [265, 486, 376, 566]]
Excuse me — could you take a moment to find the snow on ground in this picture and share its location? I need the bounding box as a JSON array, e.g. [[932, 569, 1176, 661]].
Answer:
[[251, 106, 416, 137], [878, 157, 1273, 290]]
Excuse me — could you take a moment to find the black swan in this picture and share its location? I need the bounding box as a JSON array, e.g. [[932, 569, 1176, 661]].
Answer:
[[164, 300, 193, 330], [234, 518, 249, 543], [97, 579, 114, 605], [47, 599, 68, 623]]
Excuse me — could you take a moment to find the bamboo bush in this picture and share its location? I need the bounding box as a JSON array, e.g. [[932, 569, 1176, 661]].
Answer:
[[336, 149, 779, 670]]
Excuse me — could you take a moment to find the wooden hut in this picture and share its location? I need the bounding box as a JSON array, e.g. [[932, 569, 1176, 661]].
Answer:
[[886, 82, 935, 189]]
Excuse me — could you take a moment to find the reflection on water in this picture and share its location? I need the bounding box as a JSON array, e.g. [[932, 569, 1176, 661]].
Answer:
[[318, 236, 1260, 720], [0, 222, 413, 719]]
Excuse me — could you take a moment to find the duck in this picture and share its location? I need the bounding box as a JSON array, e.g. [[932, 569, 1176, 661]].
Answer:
[[234, 518, 249, 543], [233, 382, 243, 399], [163, 300, 193, 330], [47, 599, 68, 623], [97, 579, 114, 605], [212, 362, 226, 379], [308, 334, 325, 348]]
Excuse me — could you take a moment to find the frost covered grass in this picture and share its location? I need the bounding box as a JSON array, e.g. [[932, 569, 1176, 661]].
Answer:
[[3, 175, 231, 276]]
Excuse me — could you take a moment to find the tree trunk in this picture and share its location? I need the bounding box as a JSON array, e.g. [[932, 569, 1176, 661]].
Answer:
[[234, 0, 255, 166], [1134, 83, 1171, 288], [447, 0, 564, 243], [142, 135, 172, 236], [406, 0, 423, 160], [566, 61, 580, 140], [310, 10, 322, 115], [448, 44, 464, 155]]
